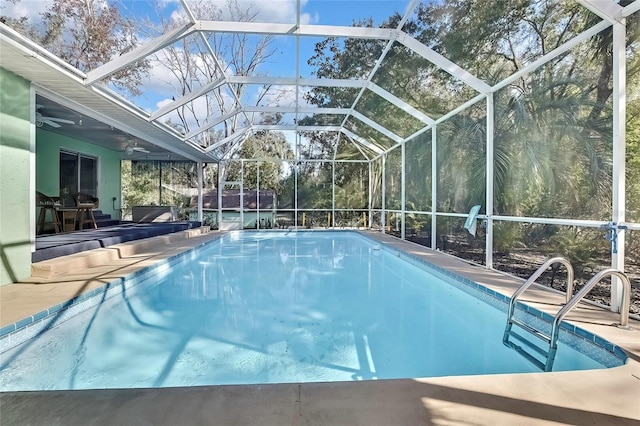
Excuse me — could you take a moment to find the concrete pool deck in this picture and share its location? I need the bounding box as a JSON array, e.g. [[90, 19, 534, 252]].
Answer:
[[1, 229, 639, 425]]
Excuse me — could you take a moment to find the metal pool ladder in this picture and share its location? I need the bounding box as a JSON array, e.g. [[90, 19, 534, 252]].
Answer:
[[503, 258, 632, 372]]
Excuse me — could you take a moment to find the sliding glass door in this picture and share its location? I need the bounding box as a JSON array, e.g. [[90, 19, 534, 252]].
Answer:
[[59, 150, 97, 207]]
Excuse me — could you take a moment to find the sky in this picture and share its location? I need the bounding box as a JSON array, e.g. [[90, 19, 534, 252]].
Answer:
[[125, 0, 415, 127], [1, 0, 417, 142]]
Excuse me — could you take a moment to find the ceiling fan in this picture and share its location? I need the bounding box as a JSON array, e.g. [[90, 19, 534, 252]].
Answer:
[[35, 105, 75, 128], [124, 141, 150, 155]]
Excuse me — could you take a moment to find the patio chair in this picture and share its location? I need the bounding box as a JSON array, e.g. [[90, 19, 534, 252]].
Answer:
[[74, 192, 99, 230], [36, 191, 62, 234]]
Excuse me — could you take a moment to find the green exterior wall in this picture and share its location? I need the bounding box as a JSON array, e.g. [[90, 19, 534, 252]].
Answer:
[[0, 68, 32, 285], [1, 66, 123, 285], [36, 129, 122, 220]]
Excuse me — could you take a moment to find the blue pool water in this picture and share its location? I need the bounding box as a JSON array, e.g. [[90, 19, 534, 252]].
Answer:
[[0, 231, 625, 391]]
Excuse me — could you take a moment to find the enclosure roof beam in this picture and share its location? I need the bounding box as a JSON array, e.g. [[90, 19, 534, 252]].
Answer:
[[340, 0, 420, 151], [346, 134, 372, 161], [402, 124, 433, 147], [228, 76, 432, 127], [435, 93, 486, 124], [85, 23, 196, 85], [492, 19, 611, 92], [395, 31, 491, 94], [623, 0, 640, 17], [179, 0, 252, 129], [226, 75, 367, 88], [244, 106, 351, 115], [352, 141, 372, 161], [204, 127, 250, 152], [341, 129, 384, 155], [178, 0, 197, 22], [196, 20, 395, 40], [350, 110, 403, 143], [252, 124, 342, 132], [299, 24, 395, 39], [578, 0, 624, 24], [366, 83, 435, 125], [182, 107, 242, 141], [149, 77, 226, 122]]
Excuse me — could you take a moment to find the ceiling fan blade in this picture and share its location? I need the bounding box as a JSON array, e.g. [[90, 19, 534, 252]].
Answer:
[[46, 117, 75, 125], [43, 119, 61, 128], [133, 147, 150, 153]]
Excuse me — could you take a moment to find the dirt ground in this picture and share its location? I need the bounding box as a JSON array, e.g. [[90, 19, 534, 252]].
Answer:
[[491, 250, 640, 316], [402, 234, 640, 316]]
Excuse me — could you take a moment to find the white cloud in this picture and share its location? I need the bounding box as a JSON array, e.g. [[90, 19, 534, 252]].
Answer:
[[1, 0, 52, 19], [139, 42, 231, 92], [169, 9, 188, 25], [177, 0, 318, 24], [152, 82, 239, 133], [0, 0, 319, 26], [245, 0, 318, 25], [302, 11, 319, 25], [159, 0, 181, 7], [155, 97, 173, 110], [140, 61, 182, 94]]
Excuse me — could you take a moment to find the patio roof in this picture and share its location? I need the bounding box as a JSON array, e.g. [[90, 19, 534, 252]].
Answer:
[[0, 0, 636, 162]]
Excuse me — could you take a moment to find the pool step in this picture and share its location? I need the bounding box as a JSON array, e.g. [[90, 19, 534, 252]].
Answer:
[[503, 320, 552, 371], [30, 226, 212, 280]]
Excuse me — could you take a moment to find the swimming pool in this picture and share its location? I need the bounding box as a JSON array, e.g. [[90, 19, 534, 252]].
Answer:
[[0, 231, 627, 391]]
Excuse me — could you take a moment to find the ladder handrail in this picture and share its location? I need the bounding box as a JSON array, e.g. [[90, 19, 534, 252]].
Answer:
[[507, 257, 574, 322], [549, 269, 631, 352], [505, 265, 631, 372]]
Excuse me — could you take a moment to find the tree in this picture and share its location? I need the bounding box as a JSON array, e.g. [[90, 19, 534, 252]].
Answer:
[[224, 127, 294, 194], [147, 1, 275, 141], [1, 0, 149, 96], [143, 0, 282, 187]]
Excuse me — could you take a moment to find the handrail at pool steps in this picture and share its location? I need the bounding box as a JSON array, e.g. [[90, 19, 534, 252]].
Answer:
[[503, 259, 632, 372], [503, 257, 574, 371]]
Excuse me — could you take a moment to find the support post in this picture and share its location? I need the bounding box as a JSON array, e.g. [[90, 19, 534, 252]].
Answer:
[[368, 161, 373, 229], [240, 161, 244, 230], [332, 160, 336, 228], [381, 154, 386, 233], [486, 93, 494, 269], [197, 162, 203, 223], [401, 141, 406, 240], [158, 161, 163, 205], [294, 134, 299, 228], [257, 161, 260, 229], [30, 84, 36, 253], [431, 126, 437, 249], [217, 162, 222, 229], [611, 20, 627, 312]]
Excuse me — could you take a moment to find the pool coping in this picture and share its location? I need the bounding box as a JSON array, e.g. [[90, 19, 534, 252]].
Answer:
[[1, 229, 639, 425]]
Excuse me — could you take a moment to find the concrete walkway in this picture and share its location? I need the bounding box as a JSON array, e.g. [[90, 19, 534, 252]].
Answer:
[[1, 230, 639, 425]]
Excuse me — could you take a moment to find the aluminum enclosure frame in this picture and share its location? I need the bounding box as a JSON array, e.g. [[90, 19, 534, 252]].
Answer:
[[0, 0, 637, 313]]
